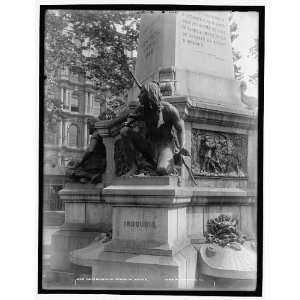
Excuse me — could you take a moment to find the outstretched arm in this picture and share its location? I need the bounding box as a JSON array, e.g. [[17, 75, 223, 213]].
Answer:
[[123, 106, 144, 127]]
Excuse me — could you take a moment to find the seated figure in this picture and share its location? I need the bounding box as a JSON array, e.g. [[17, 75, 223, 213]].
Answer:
[[66, 119, 106, 183], [120, 81, 188, 176]]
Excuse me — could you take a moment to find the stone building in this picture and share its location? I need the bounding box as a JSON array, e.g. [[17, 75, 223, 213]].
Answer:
[[44, 67, 100, 211]]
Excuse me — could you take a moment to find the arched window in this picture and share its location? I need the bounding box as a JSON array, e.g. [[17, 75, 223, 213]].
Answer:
[[68, 124, 79, 147]]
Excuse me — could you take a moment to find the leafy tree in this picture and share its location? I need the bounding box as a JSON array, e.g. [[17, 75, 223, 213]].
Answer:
[[44, 10, 141, 94], [43, 10, 142, 136]]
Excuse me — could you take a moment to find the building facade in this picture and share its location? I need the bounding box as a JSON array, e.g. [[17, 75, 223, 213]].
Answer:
[[44, 67, 101, 210]]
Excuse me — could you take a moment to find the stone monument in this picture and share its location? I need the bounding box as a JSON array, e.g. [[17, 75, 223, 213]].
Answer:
[[50, 11, 258, 290], [132, 11, 240, 107]]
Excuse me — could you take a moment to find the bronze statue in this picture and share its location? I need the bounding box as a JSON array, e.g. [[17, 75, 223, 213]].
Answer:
[[120, 80, 188, 176], [66, 119, 106, 183]]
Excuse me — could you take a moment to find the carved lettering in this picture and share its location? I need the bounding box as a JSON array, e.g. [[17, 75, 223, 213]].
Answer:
[[181, 12, 228, 49], [123, 220, 157, 229]]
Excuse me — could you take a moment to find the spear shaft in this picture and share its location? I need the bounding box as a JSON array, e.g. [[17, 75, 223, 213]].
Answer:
[[129, 70, 142, 90], [181, 156, 198, 186]]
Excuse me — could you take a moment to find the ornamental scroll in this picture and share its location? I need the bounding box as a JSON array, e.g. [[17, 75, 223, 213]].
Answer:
[[191, 129, 248, 177]]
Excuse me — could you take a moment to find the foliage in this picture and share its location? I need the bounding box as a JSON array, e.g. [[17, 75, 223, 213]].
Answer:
[[204, 214, 246, 248], [229, 12, 259, 87], [44, 10, 142, 95], [248, 38, 258, 59], [247, 38, 258, 86], [98, 97, 126, 120], [43, 10, 142, 137], [229, 12, 243, 81]]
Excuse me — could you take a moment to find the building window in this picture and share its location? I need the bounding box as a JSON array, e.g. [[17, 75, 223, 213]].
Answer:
[[70, 72, 79, 82], [71, 95, 79, 112], [68, 124, 79, 147], [61, 66, 69, 77], [61, 88, 71, 110], [86, 92, 93, 114]]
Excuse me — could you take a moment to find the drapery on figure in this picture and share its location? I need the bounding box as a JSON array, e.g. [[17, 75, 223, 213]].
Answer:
[[120, 81, 188, 176], [199, 136, 223, 174], [66, 119, 106, 183]]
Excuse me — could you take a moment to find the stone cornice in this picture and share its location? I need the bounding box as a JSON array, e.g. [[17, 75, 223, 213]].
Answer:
[[59, 183, 104, 202], [165, 95, 257, 130]]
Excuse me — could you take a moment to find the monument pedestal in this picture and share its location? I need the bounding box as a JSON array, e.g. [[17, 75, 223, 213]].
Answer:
[[47, 183, 112, 285], [70, 177, 198, 289], [48, 11, 259, 290]]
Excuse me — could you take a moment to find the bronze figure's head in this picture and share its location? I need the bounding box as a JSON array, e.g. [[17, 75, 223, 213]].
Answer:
[[138, 81, 162, 111]]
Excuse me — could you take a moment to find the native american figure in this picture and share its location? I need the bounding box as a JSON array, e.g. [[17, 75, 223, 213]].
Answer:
[[120, 81, 188, 176]]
